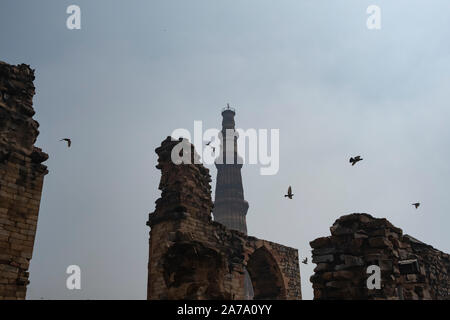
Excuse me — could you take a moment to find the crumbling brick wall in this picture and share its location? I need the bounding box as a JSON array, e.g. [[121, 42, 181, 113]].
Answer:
[[0, 61, 48, 300], [310, 213, 449, 300], [147, 137, 301, 300], [403, 235, 450, 299]]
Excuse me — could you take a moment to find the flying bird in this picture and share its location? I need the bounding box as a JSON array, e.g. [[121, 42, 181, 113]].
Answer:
[[302, 258, 308, 265], [60, 138, 71, 148], [349, 156, 363, 166], [412, 202, 420, 209], [205, 141, 212, 146], [284, 186, 293, 199]]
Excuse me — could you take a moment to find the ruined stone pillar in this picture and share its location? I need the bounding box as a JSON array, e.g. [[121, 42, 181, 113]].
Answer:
[[146, 137, 215, 299], [0, 61, 48, 300]]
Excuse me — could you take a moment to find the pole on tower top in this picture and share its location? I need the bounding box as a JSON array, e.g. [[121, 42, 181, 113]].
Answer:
[[222, 103, 235, 113]]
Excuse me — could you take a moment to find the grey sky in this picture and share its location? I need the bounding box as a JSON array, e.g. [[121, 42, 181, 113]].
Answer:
[[1, 0, 449, 299]]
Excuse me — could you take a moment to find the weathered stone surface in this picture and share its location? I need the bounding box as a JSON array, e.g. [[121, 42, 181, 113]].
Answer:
[[314, 263, 330, 273], [147, 138, 301, 300], [312, 247, 336, 256], [0, 61, 48, 300], [340, 255, 364, 267], [368, 237, 392, 248], [310, 237, 331, 249], [312, 254, 334, 264], [310, 213, 449, 300], [333, 270, 354, 280]]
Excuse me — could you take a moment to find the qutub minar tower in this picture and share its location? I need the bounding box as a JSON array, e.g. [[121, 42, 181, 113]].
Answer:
[[213, 105, 253, 298], [213, 105, 249, 233]]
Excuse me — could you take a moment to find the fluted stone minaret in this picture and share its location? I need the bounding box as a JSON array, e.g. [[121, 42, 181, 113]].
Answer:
[[213, 105, 249, 234], [213, 105, 253, 299]]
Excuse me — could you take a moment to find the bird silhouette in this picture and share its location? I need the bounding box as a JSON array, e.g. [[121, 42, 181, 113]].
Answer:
[[302, 257, 308, 264], [349, 156, 363, 166], [284, 186, 293, 199], [205, 141, 212, 146], [60, 138, 71, 148], [412, 202, 420, 209]]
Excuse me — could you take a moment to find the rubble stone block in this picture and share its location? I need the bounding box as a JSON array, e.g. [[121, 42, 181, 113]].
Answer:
[[310, 237, 331, 249], [310, 213, 449, 300], [368, 237, 392, 248], [312, 254, 334, 264]]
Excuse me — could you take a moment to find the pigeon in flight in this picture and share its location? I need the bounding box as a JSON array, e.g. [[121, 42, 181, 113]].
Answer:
[[205, 141, 215, 153], [60, 138, 71, 148], [349, 156, 363, 166], [284, 186, 293, 199], [412, 202, 420, 209], [302, 257, 308, 265]]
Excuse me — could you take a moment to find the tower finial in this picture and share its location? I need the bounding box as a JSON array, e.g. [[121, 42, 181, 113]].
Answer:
[[221, 103, 235, 114]]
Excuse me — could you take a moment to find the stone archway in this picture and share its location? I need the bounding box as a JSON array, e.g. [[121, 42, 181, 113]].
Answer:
[[246, 246, 287, 300]]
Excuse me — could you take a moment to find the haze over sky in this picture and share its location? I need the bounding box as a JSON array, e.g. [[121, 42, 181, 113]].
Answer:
[[1, 0, 449, 299]]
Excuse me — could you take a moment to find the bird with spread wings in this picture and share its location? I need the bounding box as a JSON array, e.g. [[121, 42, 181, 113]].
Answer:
[[284, 186, 293, 199], [60, 138, 71, 148]]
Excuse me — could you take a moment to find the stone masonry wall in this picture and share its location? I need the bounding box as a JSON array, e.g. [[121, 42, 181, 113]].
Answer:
[[0, 61, 48, 300], [147, 137, 301, 300], [310, 213, 449, 300]]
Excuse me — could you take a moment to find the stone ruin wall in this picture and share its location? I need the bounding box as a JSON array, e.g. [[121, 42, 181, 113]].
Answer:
[[147, 137, 301, 300], [310, 213, 449, 300], [2, 62, 448, 301], [147, 137, 449, 301], [0, 61, 48, 299]]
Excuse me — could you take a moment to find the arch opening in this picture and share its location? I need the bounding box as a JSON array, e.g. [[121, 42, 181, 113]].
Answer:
[[246, 247, 287, 300]]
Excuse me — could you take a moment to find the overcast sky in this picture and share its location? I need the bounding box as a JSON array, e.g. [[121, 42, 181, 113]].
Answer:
[[1, 0, 449, 300]]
